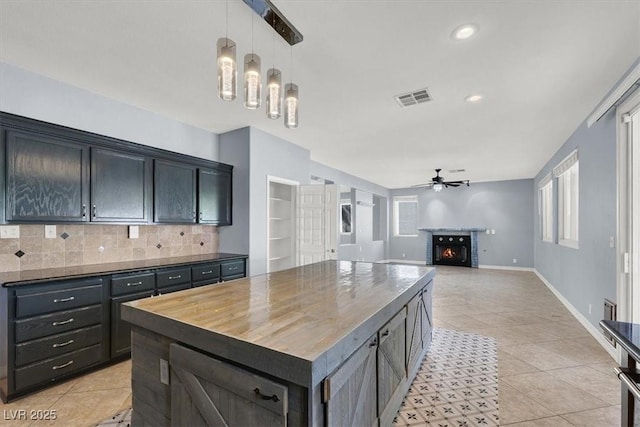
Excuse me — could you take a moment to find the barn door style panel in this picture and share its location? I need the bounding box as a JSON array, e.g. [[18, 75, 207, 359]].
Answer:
[[323, 334, 377, 427], [6, 130, 89, 222], [377, 308, 407, 426], [170, 344, 288, 427], [405, 291, 423, 379], [421, 282, 434, 349]]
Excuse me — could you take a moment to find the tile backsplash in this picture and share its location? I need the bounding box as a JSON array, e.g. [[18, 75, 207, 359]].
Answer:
[[0, 224, 219, 273]]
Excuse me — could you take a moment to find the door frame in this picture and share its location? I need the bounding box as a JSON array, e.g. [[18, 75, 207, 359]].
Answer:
[[616, 89, 640, 325]]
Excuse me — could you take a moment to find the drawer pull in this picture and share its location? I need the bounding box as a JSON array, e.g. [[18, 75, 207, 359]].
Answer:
[[253, 387, 280, 402], [127, 281, 143, 287], [169, 275, 182, 280], [228, 266, 239, 271], [381, 330, 390, 338], [52, 360, 74, 370], [53, 296, 75, 303], [369, 339, 378, 348], [52, 339, 74, 348], [201, 271, 213, 275], [52, 318, 75, 326]]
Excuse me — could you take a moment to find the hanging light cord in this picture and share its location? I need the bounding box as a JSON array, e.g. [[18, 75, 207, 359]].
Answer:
[[251, 0, 254, 57], [225, 0, 229, 43]]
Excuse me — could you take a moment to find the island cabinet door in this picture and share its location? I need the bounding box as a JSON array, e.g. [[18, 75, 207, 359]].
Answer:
[[420, 282, 434, 349], [169, 344, 288, 427], [405, 291, 423, 378], [323, 334, 378, 427], [377, 308, 407, 426]]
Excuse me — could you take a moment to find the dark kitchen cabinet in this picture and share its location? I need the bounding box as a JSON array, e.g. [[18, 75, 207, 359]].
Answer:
[[5, 130, 89, 222], [198, 168, 232, 225], [91, 148, 150, 223], [154, 160, 197, 223], [111, 290, 154, 359]]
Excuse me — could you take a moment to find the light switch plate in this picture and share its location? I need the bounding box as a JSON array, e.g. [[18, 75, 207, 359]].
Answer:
[[129, 225, 139, 239], [0, 225, 20, 239], [45, 225, 57, 239]]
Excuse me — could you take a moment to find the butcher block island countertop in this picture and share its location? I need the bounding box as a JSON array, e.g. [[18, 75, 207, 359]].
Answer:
[[122, 260, 435, 426]]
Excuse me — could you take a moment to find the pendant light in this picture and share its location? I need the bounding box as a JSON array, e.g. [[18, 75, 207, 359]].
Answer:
[[217, 0, 236, 101], [284, 47, 299, 129], [265, 14, 282, 119], [243, 0, 261, 109]]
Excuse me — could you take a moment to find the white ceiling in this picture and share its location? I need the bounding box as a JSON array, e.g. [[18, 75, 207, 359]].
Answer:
[[1, 1, 639, 188]]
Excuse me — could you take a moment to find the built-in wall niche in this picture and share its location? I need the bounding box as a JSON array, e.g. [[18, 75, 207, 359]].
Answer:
[[339, 186, 356, 244], [267, 178, 297, 273]]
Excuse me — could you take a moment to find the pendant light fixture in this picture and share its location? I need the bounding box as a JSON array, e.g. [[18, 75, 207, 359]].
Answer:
[[284, 47, 299, 129], [265, 14, 282, 119], [243, 0, 261, 109], [217, 0, 236, 101]]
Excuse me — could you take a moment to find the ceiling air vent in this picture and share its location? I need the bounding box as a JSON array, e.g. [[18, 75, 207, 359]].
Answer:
[[395, 88, 432, 108]]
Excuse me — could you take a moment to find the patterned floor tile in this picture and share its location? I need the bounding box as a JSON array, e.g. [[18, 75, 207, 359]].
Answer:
[[396, 328, 499, 427]]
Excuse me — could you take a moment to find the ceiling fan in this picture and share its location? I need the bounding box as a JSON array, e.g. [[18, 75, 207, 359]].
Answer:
[[412, 169, 470, 192]]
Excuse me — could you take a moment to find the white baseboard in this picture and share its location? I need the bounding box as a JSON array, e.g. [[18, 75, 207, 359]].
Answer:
[[479, 265, 534, 272], [534, 269, 617, 360], [377, 259, 426, 265]]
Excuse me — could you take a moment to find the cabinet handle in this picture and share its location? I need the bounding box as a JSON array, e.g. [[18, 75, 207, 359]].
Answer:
[[53, 296, 75, 303], [127, 281, 143, 287], [253, 387, 280, 402], [52, 318, 74, 326], [52, 360, 74, 370], [369, 338, 378, 347], [228, 266, 239, 271], [92, 205, 97, 218], [82, 204, 86, 218], [201, 271, 213, 275], [52, 339, 74, 348], [169, 275, 181, 280], [381, 330, 390, 338]]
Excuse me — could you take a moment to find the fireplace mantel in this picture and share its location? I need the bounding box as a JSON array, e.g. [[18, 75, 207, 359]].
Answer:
[[419, 228, 483, 267]]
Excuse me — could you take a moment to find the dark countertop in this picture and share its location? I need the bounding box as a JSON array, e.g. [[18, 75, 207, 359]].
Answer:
[[0, 253, 248, 287], [600, 320, 640, 361]]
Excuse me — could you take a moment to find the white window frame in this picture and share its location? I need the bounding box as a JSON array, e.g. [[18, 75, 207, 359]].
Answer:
[[538, 174, 553, 242], [554, 150, 579, 249], [393, 195, 418, 237]]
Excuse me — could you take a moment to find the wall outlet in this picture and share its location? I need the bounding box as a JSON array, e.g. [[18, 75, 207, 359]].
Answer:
[[0, 225, 20, 239], [129, 225, 139, 239], [485, 229, 490, 235], [402, 253, 406, 258], [491, 229, 496, 235], [45, 225, 57, 239], [512, 258, 517, 264], [609, 236, 615, 248], [588, 304, 592, 315], [160, 358, 170, 385]]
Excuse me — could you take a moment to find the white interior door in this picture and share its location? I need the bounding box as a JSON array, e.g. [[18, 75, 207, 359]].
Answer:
[[297, 185, 338, 266]]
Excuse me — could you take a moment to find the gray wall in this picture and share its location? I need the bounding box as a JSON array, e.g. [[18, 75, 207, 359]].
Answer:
[[389, 179, 534, 267], [0, 62, 218, 160], [533, 57, 640, 331], [219, 127, 311, 276]]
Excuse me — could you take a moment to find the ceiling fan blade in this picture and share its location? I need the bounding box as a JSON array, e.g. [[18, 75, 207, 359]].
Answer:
[[443, 180, 465, 185], [411, 183, 433, 188], [447, 183, 461, 187]]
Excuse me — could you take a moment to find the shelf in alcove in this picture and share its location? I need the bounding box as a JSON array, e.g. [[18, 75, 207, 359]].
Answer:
[[269, 197, 291, 203], [269, 236, 290, 241], [269, 256, 291, 261], [269, 217, 290, 221]]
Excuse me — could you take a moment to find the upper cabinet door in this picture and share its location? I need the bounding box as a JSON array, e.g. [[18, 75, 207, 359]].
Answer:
[[91, 148, 149, 223], [154, 159, 196, 223], [6, 130, 89, 222], [198, 168, 232, 226]]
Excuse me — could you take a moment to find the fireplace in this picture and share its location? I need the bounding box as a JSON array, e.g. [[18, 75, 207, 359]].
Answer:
[[432, 235, 471, 267]]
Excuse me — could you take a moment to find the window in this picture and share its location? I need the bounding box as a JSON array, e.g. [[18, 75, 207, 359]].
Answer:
[[340, 203, 352, 233], [393, 196, 418, 237], [538, 175, 553, 242], [554, 150, 579, 248]]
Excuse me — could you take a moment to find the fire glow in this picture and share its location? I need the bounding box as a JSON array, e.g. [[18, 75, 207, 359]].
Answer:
[[442, 248, 457, 259]]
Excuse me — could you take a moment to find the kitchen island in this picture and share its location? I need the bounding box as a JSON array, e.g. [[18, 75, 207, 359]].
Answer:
[[122, 260, 435, 426]]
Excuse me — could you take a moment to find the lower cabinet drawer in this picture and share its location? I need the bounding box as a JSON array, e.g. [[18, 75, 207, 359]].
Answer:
[[156, 268, 191, 288], [157, 283, 191, 295], [14, 344, 102, 391], [16, 284, 103, 318], [14, 305, 102, 343], [191, 264, 220, 284], [221, 260, 245, 279], [111, 273, 155, 296], [15, 325, 102, 367]]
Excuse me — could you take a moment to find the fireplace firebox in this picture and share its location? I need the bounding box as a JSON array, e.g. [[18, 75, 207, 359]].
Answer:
[[433, 235, 471, 267]]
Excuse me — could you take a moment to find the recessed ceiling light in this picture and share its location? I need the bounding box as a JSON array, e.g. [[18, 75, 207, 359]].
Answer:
[[451, 24, 479, 41], [464, 94, 484, 103]]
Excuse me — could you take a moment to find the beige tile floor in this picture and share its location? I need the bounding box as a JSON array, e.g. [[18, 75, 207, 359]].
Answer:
[[0, 266, 620, 426]]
